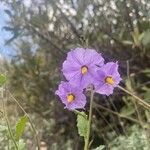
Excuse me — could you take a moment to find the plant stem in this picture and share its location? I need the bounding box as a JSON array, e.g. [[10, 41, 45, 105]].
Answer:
[[84, 89, 94, 150], [8, 91, 41, 150], [118, 85, 150, 110], [5, 115, 19, 150], [1, 88, 18, 150]]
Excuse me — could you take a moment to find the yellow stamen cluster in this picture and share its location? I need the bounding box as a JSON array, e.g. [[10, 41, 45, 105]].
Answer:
[[105, 76, 114, 85], [81, 66, 88, 74], [67, 94, 75, 103]]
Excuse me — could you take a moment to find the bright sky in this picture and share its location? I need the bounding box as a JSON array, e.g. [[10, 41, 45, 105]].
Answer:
[[0, 0, 42, 59], [0, 3, 12, 58]]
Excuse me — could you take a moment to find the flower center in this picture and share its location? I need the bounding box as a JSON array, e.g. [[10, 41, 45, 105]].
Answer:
[[67, 93, 75, 103], [105, 76, 114, 85], [81, 66, 88, 74]]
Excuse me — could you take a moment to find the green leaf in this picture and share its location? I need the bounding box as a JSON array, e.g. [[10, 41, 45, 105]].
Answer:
[[125, 78, 132, 91], [77, 111, 88, 138], [141, 86, 150, 102], [15, 115, 28, 141], [18, 139, 27, 150], [0, 74, 6, 87], [141, 69, 150, 77], [120, 104, 135, 116], [131, 27, 141, 47]]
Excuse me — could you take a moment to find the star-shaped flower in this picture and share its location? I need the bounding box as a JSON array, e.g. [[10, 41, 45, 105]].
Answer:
[[62, 48, 104, 89], [55, 81, 86, 110], [94, 62, 122, 96]]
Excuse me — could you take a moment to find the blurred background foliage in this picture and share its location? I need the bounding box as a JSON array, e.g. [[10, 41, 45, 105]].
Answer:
[[0, 0, 150, 149]]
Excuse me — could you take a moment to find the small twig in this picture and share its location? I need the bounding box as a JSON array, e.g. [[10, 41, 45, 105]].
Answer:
[[107, 98, 127, 137], [94, 107, 120, 137], [93, 102, 140, 124], [126, 61, 143, 127], [118, 85, 150, 110]]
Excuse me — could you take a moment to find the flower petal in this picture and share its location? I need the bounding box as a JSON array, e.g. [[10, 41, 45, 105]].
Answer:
[[95, 83, 114, 96], [55, 81, 86, 110], [67, 93, 86, 110], [84, 49, 104, 66]]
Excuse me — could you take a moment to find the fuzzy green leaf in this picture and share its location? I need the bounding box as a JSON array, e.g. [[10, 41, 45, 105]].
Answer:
[[15, 115, 28, 141], [0, 74, 6, 87], [77, 111, 88, 138]]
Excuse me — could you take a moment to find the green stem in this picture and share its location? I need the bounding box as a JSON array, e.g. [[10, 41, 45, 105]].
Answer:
[[1, 88, 18, 150], [84, 89, 94, 150], [8, 91, 41, 150], [118, 85, 150, 110], [5, 116, 18, 150]]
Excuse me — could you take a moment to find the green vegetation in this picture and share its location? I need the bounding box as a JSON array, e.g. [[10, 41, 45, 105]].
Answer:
[[0, 0, 150, 149]]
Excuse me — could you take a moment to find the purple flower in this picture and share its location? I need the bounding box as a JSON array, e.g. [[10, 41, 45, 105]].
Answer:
[[55, 81, 86, 110], [94, 62, 122, 96], [62, 48, 104, 89]]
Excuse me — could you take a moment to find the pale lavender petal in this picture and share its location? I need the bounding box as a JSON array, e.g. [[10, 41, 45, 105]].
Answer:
[[62, 59, 80, 80], [113, 76, 122, 85], [66, 50, 82, 66], [79, 73, 93, 88], [62, 60, 80, 72], [95, 84, 114, 96], [67, 94, 86, 110], [69, 73, 82, 87], [71, 48, 86, 64], [63, 69, 80, 81], [95, 69, 106, 82], [84, 49, 104, 66], [103, 62, 119, 76]]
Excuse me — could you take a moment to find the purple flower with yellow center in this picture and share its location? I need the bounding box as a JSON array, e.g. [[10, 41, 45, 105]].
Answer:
[[94, 62, 122, 96], [55, 81, 86, 110], [62, 48, 104, 89]]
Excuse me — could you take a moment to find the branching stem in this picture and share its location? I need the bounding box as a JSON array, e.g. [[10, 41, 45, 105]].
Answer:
[[84, 89, 94, 150]]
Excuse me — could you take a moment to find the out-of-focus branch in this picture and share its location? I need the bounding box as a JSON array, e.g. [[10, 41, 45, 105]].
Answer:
[[123, 0, 134, 32], [93, 102, 140, 124], [130, 0, 141, 31], [98, 26, 127, 49], [52, 1, 84, 44], [56, 6, 81, 39], [24, 20, 66, 55]]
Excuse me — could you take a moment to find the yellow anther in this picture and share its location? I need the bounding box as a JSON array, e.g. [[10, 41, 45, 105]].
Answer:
[[81, 66, 88, 74], [105, 76, 114, 85], [67, 94, 75, 103]]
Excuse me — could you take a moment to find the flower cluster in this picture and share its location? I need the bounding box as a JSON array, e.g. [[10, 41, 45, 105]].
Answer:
[[55, 48, 122, 110]]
